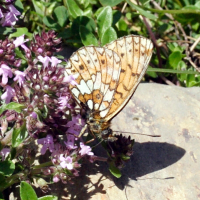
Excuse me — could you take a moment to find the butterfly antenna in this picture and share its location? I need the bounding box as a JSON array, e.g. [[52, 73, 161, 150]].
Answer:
[[108, 141, 115, 155], [113, 130, 161, 137], [91, 139, 103, 149]]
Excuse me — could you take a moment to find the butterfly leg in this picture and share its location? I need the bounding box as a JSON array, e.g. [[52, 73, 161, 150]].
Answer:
[[78, 124, 88, 138]]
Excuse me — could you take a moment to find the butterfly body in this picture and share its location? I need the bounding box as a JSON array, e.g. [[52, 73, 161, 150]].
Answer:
[[65, 35, 153, 141]]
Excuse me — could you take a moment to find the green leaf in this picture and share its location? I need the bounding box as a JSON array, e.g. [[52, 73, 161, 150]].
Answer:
[[186, 74, 196, 87], [9, 28, 32, 38], [195, 2, 200, 9], [0, 172, 7, 191], [0, 161, 15, 176], [147, 68, 199, 74], [12, 124, 28, 148], [99, 0, 123, 7], [15, 0, 24, 12], [58, 28, 72, 39], [38, 196, 58, 200], [94, 7, 104, 18], [15, 47, 27, 60], [175, 5, 200, 23], [146, 66, 158, 78], [140, 0, 150, 4], [32, 0, 44, 17], [118, 19, 128, 31], [43, 16, 60, 29], [101, 27, 117, 46], [112, 10, 122, 26], [0, 102, 25, 115], [0, 172, 5, 183], [126, 12, 132, 20], [71, 16, 96, 34], [46, 2, 57, 15], [167, 42, 185, 53], [0, 27, 13, 36], [80, 26, 99, 46], [71, 16, 96, 39], [74, 0, 90, 10], [121, 154, 131, 160], [20, 181, 38, 200], [53, 6, 68, 27], [83, 6, 93, 17], [109, 164, 121, 178], [97, 6, 113, 39], [126, 0, 157, 20], [10, 148, 17, 160], [169, 51, 185, 69], [64, 0, 83, 19], [65, 39, 82, 43]]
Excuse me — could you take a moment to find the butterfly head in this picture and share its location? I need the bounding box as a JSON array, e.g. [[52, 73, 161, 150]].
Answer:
[[87, 115, 109, 132], [86, 115, 117, 141]]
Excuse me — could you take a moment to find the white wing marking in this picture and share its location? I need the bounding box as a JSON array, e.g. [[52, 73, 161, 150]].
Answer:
[[77, 79, 91, 95], [87, 79, 93, 91], [87, 99, 93, 110], [93, 72, 101, 90], [70, 54, 79, 62]]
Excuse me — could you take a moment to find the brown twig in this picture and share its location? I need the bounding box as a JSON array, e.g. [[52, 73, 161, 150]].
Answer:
[[121, 2, 127, 13], [184, 57, 200, 73], [135, 0, 163, 68], [190, 35, 200, 52], [160, 75, 175, 86]]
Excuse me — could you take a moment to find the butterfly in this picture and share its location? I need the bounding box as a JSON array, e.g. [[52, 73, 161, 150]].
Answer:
[[65, 35, 153, 141]]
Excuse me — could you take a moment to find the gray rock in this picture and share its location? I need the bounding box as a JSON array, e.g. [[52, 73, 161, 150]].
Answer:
[[37, 83, 200, 200]]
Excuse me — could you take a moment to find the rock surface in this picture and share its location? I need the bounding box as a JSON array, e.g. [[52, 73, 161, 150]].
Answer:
[[37, 83, 200, 200]]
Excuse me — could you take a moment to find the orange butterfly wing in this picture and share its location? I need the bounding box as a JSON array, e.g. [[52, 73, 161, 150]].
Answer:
[[65, 35, 153, 123]]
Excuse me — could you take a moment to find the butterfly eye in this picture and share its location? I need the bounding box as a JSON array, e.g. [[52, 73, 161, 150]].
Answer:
[[88, 118, 95, 123]]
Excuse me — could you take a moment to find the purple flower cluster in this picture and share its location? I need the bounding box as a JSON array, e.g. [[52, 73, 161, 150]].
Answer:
[[0, 0, 20, 27], [0, 30, 134, 187], [0, 31, 95, 184], [38, 133, 94, 183]]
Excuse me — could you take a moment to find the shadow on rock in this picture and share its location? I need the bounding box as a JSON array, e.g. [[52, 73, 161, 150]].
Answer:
[[38, 141, 185, 199], [113, 141, 186, 189]]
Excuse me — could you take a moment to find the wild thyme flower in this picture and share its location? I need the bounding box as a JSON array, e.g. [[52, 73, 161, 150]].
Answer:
[[0, 64, 13, 85], [0, 148, 10, 161], [48, 141, 92, 183], [59, 154, 73, 170], [0, 119, 8, 135], [13, 70, 25, 86], [106, 134, 134, 168], [58, 95, 72, 110], [66, 114, 85, 136], [13, 34, 29, 48], [79, 142, 94, 156], [0, 32, 76, 140], [0, 31, 120, 187], [1, 85, 15, 103], [30, 31, 62, 57], [0, 38, 20, 67], [0, 0, 20, 27], [52, 174, 60, 183], [37, 134, 55, 155]]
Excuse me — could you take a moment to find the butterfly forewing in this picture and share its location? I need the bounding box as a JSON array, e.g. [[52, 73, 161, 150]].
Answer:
[[65, 35, 153, 132], [104, 35, 153, 121], [65, 46, 122, 117]]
